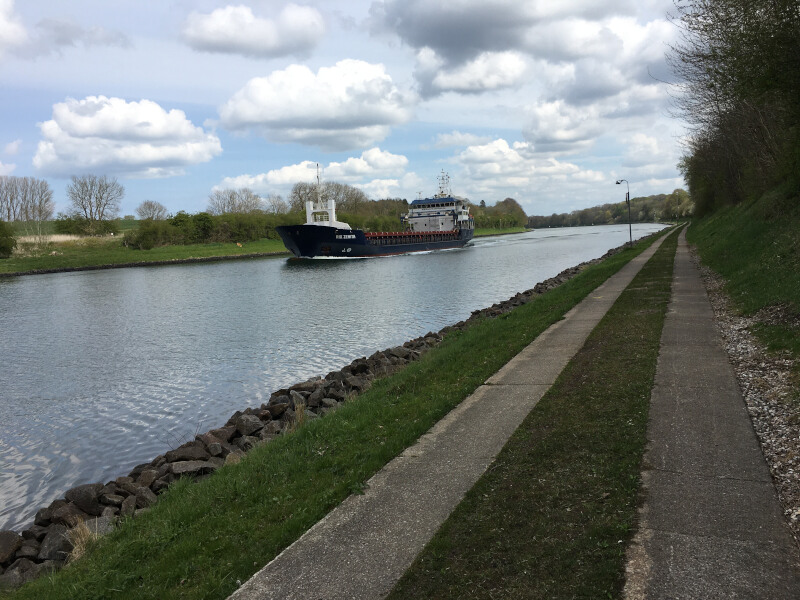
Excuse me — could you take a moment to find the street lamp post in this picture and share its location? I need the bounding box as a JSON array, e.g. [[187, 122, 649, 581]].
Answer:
[[616, 179, 632, 245]]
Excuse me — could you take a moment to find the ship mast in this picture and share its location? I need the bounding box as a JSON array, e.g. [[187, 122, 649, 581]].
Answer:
[[435, 170, 451, 198]]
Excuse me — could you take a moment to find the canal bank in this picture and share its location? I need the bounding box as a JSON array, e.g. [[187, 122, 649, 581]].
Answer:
[[227, 228, 673, 600], [0, 230, 668, 596], [1, 224, 666, 534]]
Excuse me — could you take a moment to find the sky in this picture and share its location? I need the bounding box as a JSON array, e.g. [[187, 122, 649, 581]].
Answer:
[[0, 0, 687, 217]]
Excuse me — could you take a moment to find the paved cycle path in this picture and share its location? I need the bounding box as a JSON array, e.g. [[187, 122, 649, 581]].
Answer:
[[623, 229, 800, 598], [228, 233, 669, 600]]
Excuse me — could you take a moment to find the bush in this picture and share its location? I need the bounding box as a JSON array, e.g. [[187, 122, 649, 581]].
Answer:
[[0, 220, 16, 258], [124, 219, 181, 250], [54, 213, 121, 236]]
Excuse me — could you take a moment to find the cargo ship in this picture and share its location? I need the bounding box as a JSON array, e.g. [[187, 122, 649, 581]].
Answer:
[[276, 171, 474, 258]]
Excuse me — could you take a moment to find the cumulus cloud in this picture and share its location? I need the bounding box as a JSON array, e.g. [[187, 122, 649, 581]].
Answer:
[[216, 148, 409, 195], [8, 15, 131, 59], [215, 161, 319, 193], [453, 137, 606, 203], [415, 49, 527, 97], [325, 147, 407, 181], [523, 100, 605, 154], [33, 96, 222, 178], [0, 160, 15, 175], [432, 131, 492, 148], [0, 0, 26, 57], [3, 138, 20, 155], [218, 60, 414, 151], [182, 4, 324, 58]]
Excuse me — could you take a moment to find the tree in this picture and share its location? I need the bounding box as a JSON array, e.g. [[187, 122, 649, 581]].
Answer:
[[289, 182, 317, 212], [67, 175, 124, 233], [266, 193, 289, 214], [288, 181, 369, 213], [207, 188, 264, 215], [669, 0, 800, 211], [0, 176, 55, 245], [136, 200, 168, 220], [0, 220, 16, 258]]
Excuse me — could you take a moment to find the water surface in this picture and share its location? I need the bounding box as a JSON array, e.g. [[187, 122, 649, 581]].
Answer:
[[0, 224, 665, 529]]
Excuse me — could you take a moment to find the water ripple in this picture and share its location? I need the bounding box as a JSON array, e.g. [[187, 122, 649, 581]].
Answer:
[[0, 224, 665, 530]]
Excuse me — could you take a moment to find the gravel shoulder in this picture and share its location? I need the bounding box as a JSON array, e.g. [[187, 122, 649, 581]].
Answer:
[[692, 248, 800, 544]]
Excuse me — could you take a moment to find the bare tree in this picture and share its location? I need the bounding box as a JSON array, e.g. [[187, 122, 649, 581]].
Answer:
[[136, 200, 168, 220], [289, 182, 317, 212], [266, 193, 289, 214], [288, 181, 369, 213], [19, 178, 55, 242], [0, 176, 20, 222], [67, 175, 124, 233], [0, 176, 55, 243], [207, 188, 264, 215]]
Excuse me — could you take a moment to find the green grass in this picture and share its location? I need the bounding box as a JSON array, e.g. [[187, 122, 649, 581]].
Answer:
[[1, 233, 664, 600], [474, 226, 528, 237], [0, 238, 289, 275], [10, 219, 141, 236], [387, 228, 679, 599], [687, 190, 800, 357]]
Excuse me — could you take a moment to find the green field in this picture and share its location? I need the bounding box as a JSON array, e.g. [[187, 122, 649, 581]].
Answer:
[[0, 237, 289, 275]]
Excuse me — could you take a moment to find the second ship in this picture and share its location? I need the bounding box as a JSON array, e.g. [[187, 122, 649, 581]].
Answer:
[[276, 171, 475, 258]]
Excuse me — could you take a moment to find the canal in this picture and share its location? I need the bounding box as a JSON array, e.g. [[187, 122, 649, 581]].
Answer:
[[0, 224, 666, 530]]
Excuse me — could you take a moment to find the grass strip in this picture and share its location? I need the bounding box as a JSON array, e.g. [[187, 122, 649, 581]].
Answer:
[[687, 193, 800, 358], [0, 238, 289, 275], [387, 227, 679, 600], [2, 233, 664, 600]]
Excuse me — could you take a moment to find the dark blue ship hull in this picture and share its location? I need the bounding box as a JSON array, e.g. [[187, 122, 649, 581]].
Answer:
[[275, 224, 474, 258]]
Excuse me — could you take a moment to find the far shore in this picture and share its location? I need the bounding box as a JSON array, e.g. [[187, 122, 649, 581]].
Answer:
[[1, 228, 530, 277]]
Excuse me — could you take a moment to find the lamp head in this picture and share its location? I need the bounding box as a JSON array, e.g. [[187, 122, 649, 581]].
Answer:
[[615, 180, 622, 185]]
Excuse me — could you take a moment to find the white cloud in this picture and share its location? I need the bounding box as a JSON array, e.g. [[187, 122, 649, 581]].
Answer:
[[325, 147, 408, 181], [218, 60, 415, 151], [450, 137, 611, 209], [215, 161, 319, 193], [33, 96, 222, 178], [355, 179, 400, 199], [3, 138, 20, 155], [9, 15, 131, 59], [523, 100, 604, 153], [0, 0, 26, 57], [215, 148, 409, 195], [416, 49, 527, 96], [0, 160, 15, 175], [523, 18, 621, 62], [182, 4, 324, 58], [433, 131, 493, 148]]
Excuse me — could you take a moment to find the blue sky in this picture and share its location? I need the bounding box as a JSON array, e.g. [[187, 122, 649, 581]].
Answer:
[[0, 0, 686, 217]]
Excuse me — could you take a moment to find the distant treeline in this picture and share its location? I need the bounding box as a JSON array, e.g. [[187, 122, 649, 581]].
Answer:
[[528, 189, 693, 228], [470, 198, 527, 229], [124, 182, 532, 250]]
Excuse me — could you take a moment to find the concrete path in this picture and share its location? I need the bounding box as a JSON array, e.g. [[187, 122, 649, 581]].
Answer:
[[228, 234, 669, 600], [624, 229, 800, 599]]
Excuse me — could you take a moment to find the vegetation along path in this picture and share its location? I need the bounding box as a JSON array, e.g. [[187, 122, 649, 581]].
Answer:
[[384, 228, 678, 600], [229, 229, 674, 600]]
